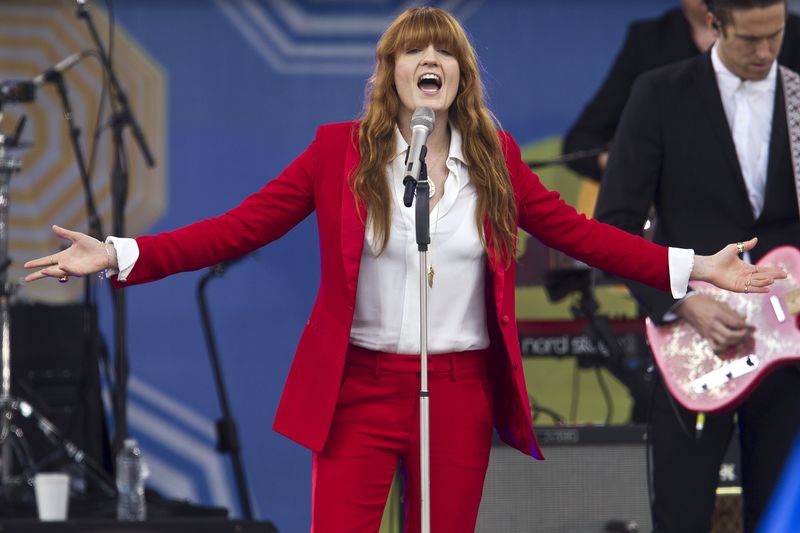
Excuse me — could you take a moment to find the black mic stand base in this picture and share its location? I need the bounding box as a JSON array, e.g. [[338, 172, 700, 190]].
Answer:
[[0, 397, 116, 497]]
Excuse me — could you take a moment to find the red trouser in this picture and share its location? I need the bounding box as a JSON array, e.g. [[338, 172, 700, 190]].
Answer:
[[311, 345, 494, 533]]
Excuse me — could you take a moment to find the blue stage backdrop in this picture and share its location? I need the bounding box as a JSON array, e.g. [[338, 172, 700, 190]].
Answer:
[[15, 0, 800, 530], [758, 431, 800, 532]]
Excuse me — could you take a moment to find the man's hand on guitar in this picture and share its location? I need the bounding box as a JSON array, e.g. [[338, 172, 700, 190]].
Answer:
[[674, 294, 753, 353], [692, 237, 787, 293]]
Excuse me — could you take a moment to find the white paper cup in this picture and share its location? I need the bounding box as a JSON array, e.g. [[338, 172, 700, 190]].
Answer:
[[34, 472, 69, 521]]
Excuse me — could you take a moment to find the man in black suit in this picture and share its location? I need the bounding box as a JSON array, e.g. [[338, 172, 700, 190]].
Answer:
[[563, 0, 800, 181], [595, 0, 800, 531]]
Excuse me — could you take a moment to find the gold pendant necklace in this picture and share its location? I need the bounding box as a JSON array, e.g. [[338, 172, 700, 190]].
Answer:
[[428, 201, 441, 289]]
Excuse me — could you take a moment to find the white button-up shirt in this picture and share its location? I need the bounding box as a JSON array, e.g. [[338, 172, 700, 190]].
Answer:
[[711, 42, 776, 220], [349, 126, 490, 354]]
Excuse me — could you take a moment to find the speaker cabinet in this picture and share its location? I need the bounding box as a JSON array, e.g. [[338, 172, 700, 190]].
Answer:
[[476, 425, 651, 533]]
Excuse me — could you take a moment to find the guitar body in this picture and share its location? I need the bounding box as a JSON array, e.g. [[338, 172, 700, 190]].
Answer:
[[646, 246, 800, 413]]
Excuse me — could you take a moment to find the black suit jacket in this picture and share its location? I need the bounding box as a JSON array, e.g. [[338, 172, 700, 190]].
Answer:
[[564, 8, 800, 181], [594, 52, 800, 321]]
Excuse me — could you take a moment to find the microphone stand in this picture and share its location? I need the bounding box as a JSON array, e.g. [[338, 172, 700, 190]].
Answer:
[[49, 69, 106, 434], [406, 153, 432, 533], [0, 114, 24, 487], [76, 1, 156, 457], [197, 259, 255, 519], [525, 147, 606, 170]]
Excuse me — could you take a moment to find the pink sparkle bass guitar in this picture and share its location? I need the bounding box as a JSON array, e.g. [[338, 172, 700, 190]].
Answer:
[[646, 246, 800, 414]]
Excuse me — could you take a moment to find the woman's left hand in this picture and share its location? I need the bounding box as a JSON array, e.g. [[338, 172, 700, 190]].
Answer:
[[691, 237, 787, 293]]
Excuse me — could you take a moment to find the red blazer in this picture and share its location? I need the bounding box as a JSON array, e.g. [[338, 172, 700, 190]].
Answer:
[[119, 122, 669, 459]]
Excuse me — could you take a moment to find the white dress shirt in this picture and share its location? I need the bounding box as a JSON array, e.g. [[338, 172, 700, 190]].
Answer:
[[109, 127, 695, 354], [711, 42, 776, 220], [349, 126, 489, 354]]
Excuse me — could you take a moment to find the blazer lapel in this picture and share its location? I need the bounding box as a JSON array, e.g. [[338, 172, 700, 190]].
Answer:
[[341, 127, 366, 302], [693, 53, 754, 215], [761, 75, 790, 220]]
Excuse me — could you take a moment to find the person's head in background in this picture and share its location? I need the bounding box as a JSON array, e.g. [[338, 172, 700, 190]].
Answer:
[[705, 0, 787, 79], [683, 0, 718, 52], [684, 0, 712, 25]]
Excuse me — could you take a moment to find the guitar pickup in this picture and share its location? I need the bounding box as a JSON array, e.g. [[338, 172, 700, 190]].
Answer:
[[690, 355, 760, 393]]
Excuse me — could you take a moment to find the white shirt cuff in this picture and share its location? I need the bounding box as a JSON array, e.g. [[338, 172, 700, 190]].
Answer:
[[105, 236, 139, 282], [668, 247, 694, 299]]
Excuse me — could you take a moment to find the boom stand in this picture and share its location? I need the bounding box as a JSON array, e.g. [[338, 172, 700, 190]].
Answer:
[[49, 68, 105, 393], [0, 120, 115, 498], [76, 1, 156, 456], [197, 262, 254, 519]]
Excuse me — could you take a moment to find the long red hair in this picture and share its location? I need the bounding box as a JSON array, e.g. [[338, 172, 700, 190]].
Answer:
[[351, 7, 517, 264]]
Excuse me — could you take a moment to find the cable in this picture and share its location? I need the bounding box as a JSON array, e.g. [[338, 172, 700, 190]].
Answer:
[[645, 367, 658, 518], [529, 394, 566, 425], [87, 49, 109, 180], [665, 378, 696, 440], [569, 359, 580, 422], [103, 0, 115, 71], [594, 366, 614, 424]]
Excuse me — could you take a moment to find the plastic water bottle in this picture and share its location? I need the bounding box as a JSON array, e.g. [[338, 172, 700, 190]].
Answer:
[[116, 438, 149, 521]]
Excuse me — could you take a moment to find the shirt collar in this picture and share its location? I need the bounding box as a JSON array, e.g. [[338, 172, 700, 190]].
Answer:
[[711, 41, 777, 96], [393, 123, 467, 166]]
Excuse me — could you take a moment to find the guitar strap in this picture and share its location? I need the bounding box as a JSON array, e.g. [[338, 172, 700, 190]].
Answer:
[[781, 66, 800, 212], [779, 67, 800, 383]]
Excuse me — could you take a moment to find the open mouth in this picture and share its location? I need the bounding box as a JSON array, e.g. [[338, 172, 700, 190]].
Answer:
[[417, 73, 442, 94]]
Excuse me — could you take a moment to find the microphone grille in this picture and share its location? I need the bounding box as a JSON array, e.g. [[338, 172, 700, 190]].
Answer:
[[410, 107, 435, 131]]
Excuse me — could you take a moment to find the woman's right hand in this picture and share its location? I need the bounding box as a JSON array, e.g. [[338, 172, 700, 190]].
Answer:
[[23, 225, 117, 282], [691, 237, 786, 293]]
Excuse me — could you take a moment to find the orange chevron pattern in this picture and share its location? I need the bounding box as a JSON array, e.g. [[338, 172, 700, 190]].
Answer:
[[0, 0, 166, 303]]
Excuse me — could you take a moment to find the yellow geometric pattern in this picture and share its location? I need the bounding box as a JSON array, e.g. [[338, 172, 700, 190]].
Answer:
[[0, 0, 166, 303]]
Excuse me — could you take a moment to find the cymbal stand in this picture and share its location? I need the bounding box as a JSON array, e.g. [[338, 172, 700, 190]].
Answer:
[[0, 116, 115, 498], [0, 120, 25, 487]]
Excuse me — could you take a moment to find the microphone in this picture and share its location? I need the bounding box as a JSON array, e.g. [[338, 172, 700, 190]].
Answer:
[[33, 50, 91, 86], [403, 107, 435, 207]]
